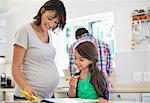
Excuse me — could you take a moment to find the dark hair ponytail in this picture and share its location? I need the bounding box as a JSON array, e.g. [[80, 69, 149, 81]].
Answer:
[[89, 61, 108, 97]]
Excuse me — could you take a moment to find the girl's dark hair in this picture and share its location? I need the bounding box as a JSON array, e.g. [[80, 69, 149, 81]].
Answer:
[[75, 28, 89, 39], [75, 41, 108, 97], [33, 0, 66, 30]]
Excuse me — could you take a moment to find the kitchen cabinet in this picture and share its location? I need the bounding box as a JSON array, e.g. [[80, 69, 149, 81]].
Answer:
[[110, 92, 142, 101], [54, 87, 144, 101], [54, 87, 68, 98], [142, 93, 150, 103], [0, 88, 14, 101], [109, 83, 150, 101], [54, 82, 150, 102]]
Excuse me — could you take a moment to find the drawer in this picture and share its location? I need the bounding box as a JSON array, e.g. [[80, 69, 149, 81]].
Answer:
[[142, 93, 150, 103], [54, 92, 68, 98], [110, 93, 142, 101]]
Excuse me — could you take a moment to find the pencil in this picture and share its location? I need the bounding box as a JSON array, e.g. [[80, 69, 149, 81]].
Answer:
[[65, 75, 80, 81], [20, 89, 40, 102]]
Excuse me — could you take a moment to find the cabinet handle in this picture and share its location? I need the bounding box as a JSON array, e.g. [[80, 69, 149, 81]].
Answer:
[[117, 94, 121, 98]]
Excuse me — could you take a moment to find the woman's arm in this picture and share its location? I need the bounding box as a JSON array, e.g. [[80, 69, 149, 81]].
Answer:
[[12, 45, 36, 96]]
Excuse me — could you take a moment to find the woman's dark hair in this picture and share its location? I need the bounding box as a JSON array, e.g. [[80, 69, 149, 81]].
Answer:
[[33, 0, 66, 30], [75, 41, 108, 97], [75, 28, 89, 39]]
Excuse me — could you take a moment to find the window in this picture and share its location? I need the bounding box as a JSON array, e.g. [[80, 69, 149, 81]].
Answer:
[[66, 12, 115, 55], [53, 12, 116, 77]]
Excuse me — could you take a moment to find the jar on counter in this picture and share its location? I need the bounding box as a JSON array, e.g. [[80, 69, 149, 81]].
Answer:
[[1, 73, 6, 87], [0, 55, 6, 64]]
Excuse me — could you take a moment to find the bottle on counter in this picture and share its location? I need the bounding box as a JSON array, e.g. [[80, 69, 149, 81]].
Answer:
[[1, 73, 6, 87]]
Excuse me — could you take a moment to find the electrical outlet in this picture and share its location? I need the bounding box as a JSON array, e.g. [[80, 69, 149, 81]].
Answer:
[[132, 72, 143, 82], [143, 72, 150, 82]]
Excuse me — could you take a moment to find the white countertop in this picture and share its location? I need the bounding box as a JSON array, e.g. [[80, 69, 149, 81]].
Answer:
[[0, 87, 14, 92], [112, 101, 142, 103], [111, 83, 150, 93], [3, 99, 143, 103], [55, 80, 150, 93]]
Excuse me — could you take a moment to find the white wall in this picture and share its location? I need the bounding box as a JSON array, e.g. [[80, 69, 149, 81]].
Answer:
[[64, 0, 149, 52], [0, 0, 149, 83]]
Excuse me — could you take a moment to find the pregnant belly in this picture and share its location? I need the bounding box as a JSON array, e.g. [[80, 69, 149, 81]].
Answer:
[[24, 66, 60, 90]]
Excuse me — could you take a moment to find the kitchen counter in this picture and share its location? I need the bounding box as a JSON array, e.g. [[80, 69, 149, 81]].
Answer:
[[55, 82, 150, 101], [2, 99, 142, 103], [55, 83, 150, 93], [3, 83, 150, 94], [1, 81, 150, 102], [0, 87, 14, 101], [111, 83, 150, 93]]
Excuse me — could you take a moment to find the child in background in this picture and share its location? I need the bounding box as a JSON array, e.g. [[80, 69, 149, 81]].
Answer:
[[68, 41, 109, 103]]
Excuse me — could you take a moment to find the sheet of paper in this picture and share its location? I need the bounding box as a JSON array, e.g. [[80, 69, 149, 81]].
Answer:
[[46, 98, 99, 103]]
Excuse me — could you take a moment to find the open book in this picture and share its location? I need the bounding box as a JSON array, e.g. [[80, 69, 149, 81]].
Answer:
[[40, 98, 99, 103]]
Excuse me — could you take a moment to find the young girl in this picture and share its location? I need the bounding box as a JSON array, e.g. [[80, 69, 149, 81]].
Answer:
[[68, 41, 109, 103]]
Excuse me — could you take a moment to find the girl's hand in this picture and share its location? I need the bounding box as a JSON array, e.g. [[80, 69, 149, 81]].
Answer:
[[69, 75, 79, 89], [23, 86, 37, 100], [97, 97, 108, 103]]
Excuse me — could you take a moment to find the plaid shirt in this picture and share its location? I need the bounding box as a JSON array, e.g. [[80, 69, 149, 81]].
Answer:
[[68, 34, 112, 77]]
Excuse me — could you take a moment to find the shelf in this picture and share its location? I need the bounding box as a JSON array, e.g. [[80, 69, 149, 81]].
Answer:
[[131, 11, 150, 49], [132, 15, 150, 21]]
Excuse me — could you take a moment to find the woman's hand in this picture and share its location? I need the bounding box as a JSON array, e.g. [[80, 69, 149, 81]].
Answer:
[[97, 97, 108, 103], [23, 86, 37, 101]]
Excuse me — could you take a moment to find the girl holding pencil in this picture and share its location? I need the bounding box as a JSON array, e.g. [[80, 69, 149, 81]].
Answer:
[[68, 41, 109, 103]]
